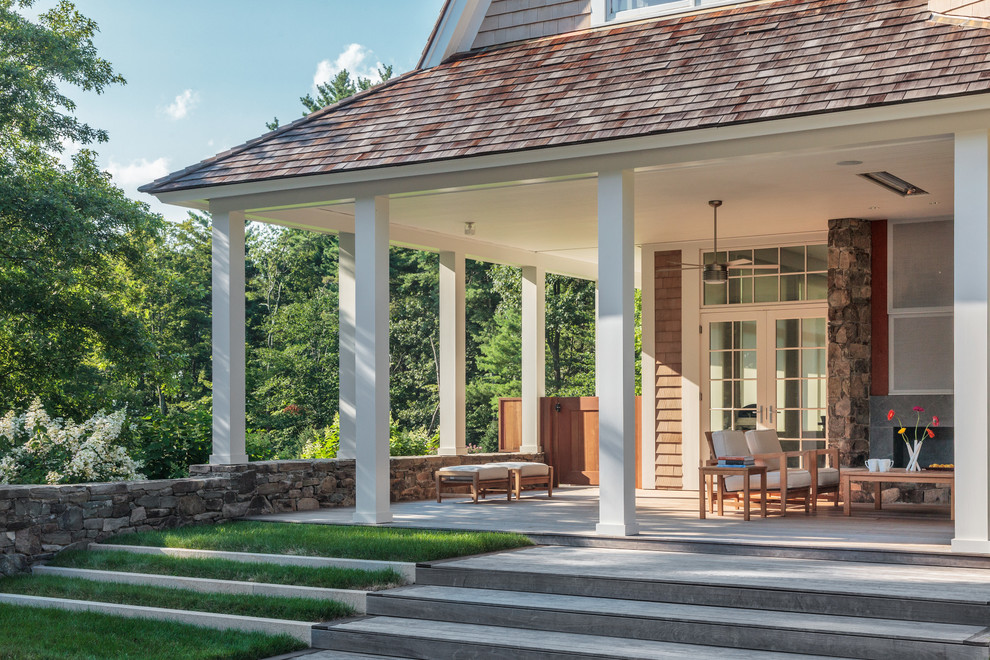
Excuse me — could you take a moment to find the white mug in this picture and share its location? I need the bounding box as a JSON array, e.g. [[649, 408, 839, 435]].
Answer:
[[866, 458, 892, 472]]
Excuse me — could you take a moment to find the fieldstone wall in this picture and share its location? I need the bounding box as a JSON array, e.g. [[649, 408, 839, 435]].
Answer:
[[0, 452, 542, 575], [827, 218, 872, 466]]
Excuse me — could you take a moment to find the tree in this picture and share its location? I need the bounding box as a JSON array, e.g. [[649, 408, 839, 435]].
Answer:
[[267, 65, 394, 131]]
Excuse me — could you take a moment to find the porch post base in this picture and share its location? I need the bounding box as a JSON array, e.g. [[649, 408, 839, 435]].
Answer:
[[353, 511, 394, 525], [209, 453, 248, 465], [519, 444, 540, 454], [595, 522, 639, 536], [436, 447, 467, 456], [951, 538, 990, 554]]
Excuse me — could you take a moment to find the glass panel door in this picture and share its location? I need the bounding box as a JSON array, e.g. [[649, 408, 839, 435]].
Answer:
[[702, 306, 826, 465]]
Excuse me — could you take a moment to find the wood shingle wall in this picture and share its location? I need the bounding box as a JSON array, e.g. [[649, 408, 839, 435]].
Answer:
[[654, 251, 683, 490], [472, 0, 590, 49]]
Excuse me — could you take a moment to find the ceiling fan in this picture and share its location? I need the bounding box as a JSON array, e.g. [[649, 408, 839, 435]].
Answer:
[[662, 200, 779, 283]]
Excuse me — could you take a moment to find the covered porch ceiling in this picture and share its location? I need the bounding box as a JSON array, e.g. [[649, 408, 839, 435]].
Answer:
[[253, 135, 953, 276]]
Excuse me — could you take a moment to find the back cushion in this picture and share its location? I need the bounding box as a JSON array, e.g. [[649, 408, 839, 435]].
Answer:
[[711, 430, 749, 458], [745, 430, 784, 470]]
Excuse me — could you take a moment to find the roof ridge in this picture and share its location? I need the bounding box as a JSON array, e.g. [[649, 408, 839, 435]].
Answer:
[[137, 69, 422, 195]]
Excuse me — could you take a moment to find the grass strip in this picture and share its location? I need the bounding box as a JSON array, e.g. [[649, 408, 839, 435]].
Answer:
[[0, 575, 353, 622], [49, 549, 404, 590], [118, 521, 533, 562], [0, 602, 305, 660]]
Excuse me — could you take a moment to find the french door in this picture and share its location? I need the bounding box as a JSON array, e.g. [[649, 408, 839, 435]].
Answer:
[[702, 305, 827, 466]]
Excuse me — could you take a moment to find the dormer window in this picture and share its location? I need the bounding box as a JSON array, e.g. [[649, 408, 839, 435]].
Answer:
[[602, 0, 746, 23]]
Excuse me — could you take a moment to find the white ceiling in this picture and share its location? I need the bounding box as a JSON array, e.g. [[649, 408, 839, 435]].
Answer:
[[259, 136, 953, 266]]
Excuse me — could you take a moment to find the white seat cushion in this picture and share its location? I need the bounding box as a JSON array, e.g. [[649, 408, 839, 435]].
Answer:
[[745, 430, 785, 470], [487, 462, 549, 477], [438, 465, 509, 480], [723, 469, 811, 492], [816, 467, 840, 486], [710, 430, 749, 458]]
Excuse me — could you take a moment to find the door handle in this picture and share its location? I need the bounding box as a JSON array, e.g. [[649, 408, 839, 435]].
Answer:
[[758, 405, 763, 424]]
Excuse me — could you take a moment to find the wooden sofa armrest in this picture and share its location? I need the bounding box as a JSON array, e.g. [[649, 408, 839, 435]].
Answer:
[[806, 447, 840, 469]]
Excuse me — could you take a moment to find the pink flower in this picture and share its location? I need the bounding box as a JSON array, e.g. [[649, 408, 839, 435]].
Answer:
[[887, 410, 895, 421], [913, 406, 925, 412], [933, 416, 940, 427]]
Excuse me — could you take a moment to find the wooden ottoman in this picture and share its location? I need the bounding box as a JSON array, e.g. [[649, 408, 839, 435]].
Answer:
[[488, 462, 553, 500], [436, 465, 512, 503]]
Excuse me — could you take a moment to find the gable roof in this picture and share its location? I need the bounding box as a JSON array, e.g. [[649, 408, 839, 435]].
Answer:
[[141, 0, 990, 195]]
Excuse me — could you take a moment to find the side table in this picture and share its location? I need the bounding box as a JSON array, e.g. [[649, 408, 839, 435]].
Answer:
[[699, 464, 768, 521]]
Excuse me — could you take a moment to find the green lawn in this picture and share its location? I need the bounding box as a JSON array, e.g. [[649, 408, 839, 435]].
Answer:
[[117, 521, 534, 562], [0, 575, 352, 622], [0, 603, 305, 660], [50, 549, 403, 590]]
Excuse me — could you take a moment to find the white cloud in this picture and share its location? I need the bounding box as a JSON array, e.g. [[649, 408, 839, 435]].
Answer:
[[163, 89, 199, 120], [312, 43, 383, 91], [106, 157, 170, 190]]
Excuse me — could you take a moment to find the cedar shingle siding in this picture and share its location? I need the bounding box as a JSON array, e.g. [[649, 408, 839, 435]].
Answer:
[[143, 0, 990, 195], [472, 0, 591, 49]]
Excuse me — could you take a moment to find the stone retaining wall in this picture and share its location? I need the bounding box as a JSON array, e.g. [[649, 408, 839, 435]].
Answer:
[[0, 452, 542, 575]]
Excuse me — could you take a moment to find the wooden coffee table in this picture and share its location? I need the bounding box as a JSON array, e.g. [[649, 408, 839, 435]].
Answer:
[[841, 468, 954, 519], [699, 465, 767, 521]]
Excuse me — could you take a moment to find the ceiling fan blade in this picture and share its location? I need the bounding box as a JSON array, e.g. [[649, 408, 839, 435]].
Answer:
[[726, 259, 779, 270], [726, 258, 753, 266], [657, 264, 704, 271], [745, 264, 780, 270]]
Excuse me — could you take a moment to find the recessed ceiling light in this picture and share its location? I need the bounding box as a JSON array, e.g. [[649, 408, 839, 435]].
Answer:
[[837, 160, 863, 166], [929, 201, 939, 206], [464, 222, 476, 236], [858, 171, 928, 197], [868, 206, 880, 210]]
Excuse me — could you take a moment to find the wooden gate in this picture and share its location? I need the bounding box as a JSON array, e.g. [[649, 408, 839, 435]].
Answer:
[[499, 396, 642, 488]]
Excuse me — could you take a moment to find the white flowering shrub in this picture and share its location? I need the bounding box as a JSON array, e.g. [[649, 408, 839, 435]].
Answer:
[[0, 399, 144, 485]]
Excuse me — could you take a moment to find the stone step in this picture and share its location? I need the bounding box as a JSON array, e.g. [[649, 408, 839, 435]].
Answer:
[[417, 546, 990, 625], [32, 565, 367, 612], [367, 585, 989, 660], [0, 592, 314, 644], [313, 616, 849, 659], [89, 543, 416, 582]]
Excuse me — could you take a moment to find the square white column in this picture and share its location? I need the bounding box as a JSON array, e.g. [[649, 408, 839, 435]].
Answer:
[[596, 170, 639, 536], [521, 265, 546, 454], [210, 208, 248, 465], [338, 232, 356, 461], [952, 130, 990, 553], [438, 251, 467, 456], [639, 247, 657, 490], [353, 197, 392, 524]]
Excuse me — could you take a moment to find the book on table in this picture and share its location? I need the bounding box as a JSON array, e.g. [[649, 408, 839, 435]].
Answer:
[[718, 456, 755, 467]]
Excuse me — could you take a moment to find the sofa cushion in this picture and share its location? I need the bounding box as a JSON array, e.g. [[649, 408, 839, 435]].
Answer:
[[488, 462, 549, 477], [745, 430, 785, 470], [723, 469, 812, 492], [710, 430, 749, 458], [438, 465, 509, 480], [816, 467, 840, 486]]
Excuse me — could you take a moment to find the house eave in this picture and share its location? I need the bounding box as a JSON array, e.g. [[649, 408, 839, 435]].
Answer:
[[152, 93, 990, 213]]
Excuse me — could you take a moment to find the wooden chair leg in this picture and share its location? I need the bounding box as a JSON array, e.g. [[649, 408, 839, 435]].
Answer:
[[472, 474, 479, 504], [547, 468, 554, 498]]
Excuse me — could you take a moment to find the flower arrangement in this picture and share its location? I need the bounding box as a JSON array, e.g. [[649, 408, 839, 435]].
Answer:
[[887, 406, 939, 472], [0, 399, 144, 485]]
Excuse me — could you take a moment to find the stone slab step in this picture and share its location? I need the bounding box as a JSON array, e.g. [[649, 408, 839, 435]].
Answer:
[[314, 616, 849, 659], [368, 585, 989, 660], [269, 651, 409, 660], [419, 546, 990, 625], [32, 565, 367, 612], [89, 543, 416, 582], [0, 592, 314, 644]]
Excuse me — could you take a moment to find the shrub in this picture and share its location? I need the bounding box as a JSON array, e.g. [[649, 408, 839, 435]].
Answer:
[[130, 405, 211, 480], [0, 399, 144, 485], [300, 415, 340, 460], [297, 415, 438, 459]]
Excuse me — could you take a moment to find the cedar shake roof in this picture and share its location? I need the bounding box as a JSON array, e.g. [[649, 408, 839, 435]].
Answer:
[[142, 0, 990, 195]]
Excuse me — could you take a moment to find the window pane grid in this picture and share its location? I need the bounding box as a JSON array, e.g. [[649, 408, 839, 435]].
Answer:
[[704, 244, 827, 306]]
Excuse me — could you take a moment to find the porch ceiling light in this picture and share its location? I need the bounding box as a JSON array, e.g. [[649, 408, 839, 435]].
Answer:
[[464, 221, 476, 236], [857, 171, 928, 197]]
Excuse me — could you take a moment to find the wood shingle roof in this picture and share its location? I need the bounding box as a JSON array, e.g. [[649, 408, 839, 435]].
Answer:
[[141, 0, 990, 195]]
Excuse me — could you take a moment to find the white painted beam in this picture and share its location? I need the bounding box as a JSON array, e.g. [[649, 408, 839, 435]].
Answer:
[[338, 232, 356, 460], [210, 209, 248, 465], [439, 251, 467, 455], [521, 266, 546, 454], [951, 130, 990, 554], [596, 170, 639, 536], [353, 197, 392, 524]]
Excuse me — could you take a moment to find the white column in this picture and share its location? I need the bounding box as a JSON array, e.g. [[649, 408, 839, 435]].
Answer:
[[210, 209, 248, 465], [338, 232, 356, 460], [353, 197, 392, 524], [521, 265, 546, 454], [596, 170, 639, 536], [952, 130, 990, 553], [681, 248, 702, 491], [639, 247, 657, 490], [439, 251, 467, 456]]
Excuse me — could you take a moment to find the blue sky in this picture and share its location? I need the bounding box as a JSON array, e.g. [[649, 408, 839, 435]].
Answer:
[[38, 1, 445, 220]]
